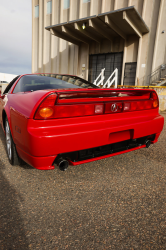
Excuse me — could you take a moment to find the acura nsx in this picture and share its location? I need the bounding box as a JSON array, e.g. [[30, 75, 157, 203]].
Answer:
[[0, 74, 164, 170]]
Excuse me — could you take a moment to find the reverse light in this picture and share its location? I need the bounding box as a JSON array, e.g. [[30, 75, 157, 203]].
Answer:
[[123, 103, 130, 111], [95, 105, 104, 114]]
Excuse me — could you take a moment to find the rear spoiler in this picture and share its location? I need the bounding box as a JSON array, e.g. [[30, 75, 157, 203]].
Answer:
[[55, 88, 156, 104]]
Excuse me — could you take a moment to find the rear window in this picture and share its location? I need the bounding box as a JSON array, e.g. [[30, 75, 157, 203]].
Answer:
[[13, 74, 97, 93]]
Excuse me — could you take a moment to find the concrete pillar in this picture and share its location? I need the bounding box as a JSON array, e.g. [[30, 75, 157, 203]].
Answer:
[[114, 0, 118, 10], [38, 0, 44, 73], [78, 43, 89, 80], [101, 0, 114, 13], [128, 0, 132, 6], [143, 0, 161, 82], [121, 40, 127, 85], [135, 36, 142, 85], [90, 0, 102, 15], [32, 0, 39, 73], [59, 0, 69, 74], [70, 0, 79, 21], [128, 0, 144, 15], [131, 0, 160, 85], [134, 0, 148, 85], [115, 0, 128, 10], [68, 0, 80, 75], [43, 0, 52, 73], [79, 0, 90, 18], [51, 0, 60, 73], [32, 0, 35, 73], [152, 0, 166, 70]]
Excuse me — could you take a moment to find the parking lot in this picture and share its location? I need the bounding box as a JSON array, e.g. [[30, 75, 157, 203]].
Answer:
[[0, 113, 166, 250]]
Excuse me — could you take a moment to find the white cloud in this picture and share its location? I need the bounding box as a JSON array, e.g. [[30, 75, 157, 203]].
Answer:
[[0, 0, 32, 74]]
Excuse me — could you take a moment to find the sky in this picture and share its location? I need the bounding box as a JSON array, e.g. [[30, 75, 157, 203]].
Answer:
[[0, 0, 32, 75]]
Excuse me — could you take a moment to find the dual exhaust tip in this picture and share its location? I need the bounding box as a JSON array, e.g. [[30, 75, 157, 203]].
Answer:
[[56, 158, 69, 171], [145, 139, 151, 148]]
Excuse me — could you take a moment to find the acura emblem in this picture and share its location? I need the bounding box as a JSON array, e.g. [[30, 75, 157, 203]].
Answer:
[[111, 103, 118, 112]]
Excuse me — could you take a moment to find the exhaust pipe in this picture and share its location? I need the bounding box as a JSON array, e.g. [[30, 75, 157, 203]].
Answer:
[[57, 158, 69, 171], [145, 140, 151, 148]]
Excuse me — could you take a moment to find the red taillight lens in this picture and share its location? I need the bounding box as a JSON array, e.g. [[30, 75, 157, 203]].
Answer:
[[54, 104, 104, 118], [144, 100, 153, 109], [153, 100, 158, 108], [54, 104, 94, 118], [151, 91, 159, 108], [34, 94, 57, 119], [34, 96, 104, 119], [124, 99, 156, 112], [123, 91, 158, 112], [151, 92, 158, 100], [40, 94, 57, 107]]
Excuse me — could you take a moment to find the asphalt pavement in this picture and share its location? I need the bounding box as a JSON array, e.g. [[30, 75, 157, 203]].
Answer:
[[0, 113, 166, 250]]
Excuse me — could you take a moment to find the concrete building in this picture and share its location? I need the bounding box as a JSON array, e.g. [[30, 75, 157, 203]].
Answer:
[[32, 0, 166, 86]]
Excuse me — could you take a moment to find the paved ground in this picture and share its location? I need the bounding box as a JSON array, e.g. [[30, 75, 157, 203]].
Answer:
[[0, 113, 166, 250]]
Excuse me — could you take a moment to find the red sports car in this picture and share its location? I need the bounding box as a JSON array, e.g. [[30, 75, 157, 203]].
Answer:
[[0, 74, 164, 171]]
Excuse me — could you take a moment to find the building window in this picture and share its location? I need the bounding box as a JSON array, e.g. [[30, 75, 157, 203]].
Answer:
[[64, 0, 70, 9], [35, 5, 39, 18], [83, 0, 90, 3], [47, 1, 52, 14]]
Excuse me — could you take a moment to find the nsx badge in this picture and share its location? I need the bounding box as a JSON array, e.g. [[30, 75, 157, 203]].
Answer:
[[111, 103, 118, 112]]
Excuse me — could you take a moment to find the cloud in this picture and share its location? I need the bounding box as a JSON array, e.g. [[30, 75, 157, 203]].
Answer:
[[0, 0, 32, 75]]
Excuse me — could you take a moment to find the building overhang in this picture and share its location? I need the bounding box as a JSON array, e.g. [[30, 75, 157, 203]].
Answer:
[[45, 6, 149, 46]]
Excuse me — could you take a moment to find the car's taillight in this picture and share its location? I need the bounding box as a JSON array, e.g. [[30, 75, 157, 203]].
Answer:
[[34, 91, 159, 120], [123, 100, 153, 112], [151, 91, 159, 108], [54, 104, 104, 118], [39, 107, 54, 118], [34, 94, 57, 119], [34, 95, 104, 119], [123, 91, 159, 112]]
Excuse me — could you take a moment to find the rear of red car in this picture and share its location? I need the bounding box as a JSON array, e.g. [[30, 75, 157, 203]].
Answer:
[[15, 87, 164, 170]]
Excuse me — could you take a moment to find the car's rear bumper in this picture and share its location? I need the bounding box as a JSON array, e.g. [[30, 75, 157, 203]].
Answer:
[[16, 146, 56, 170], [17, 109, 164, 170], [17, 143, 148, 170]]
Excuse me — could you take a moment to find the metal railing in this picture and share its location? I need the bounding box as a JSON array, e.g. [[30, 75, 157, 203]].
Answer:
[[138, 64, 166, 86], [93, 68, 118, 88], [93, 68, 105, 86]]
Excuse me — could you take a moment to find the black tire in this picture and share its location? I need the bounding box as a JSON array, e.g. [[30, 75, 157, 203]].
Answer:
[[5, 118, 20, 166]]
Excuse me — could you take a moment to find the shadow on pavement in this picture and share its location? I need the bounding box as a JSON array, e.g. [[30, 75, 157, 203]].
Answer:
[[0, 159, 29, 250]]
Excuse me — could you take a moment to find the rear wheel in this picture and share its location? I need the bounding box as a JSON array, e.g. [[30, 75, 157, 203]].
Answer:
[[5, 119, 19, 165]]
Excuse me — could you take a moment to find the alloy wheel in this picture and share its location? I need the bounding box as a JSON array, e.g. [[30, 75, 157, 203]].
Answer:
[[6, 121, 12, 160]]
